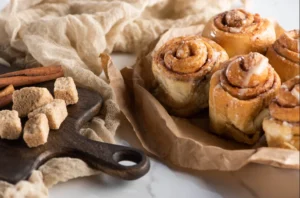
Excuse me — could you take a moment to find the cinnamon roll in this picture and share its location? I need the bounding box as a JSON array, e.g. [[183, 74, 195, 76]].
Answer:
[[266, 30, 300, 82], [152, 36, 228, 117], [263, 76, 300, 150], [209, 52, 281, 144], [202, 9, 276, 57]]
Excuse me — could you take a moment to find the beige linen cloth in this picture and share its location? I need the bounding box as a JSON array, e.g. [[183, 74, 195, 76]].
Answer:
[[0, 0, 236, 197]]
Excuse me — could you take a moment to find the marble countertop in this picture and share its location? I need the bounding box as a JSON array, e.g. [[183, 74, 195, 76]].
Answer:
[[0, 0, 299, 198]]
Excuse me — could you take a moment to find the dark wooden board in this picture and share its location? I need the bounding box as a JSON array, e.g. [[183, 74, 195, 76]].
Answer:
[[0, 66, 150, 184]]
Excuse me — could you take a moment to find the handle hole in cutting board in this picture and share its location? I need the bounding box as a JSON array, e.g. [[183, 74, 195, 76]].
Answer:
[[113, 150, 143, 167]]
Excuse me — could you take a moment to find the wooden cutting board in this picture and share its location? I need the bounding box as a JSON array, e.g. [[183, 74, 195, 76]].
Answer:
[[0, 66, 150, 184]]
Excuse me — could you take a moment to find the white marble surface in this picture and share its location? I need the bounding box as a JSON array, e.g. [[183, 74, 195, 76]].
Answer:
[[0, 1, 8, 11], [0, 0, 299, 198]]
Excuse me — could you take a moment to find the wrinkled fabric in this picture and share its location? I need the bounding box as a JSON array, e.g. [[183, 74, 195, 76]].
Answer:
[[2, 171, 48, 198]]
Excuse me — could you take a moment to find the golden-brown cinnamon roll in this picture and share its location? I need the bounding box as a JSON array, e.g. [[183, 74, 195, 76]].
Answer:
[[263, 76, 300, 150], [202, 9, 276, 57], [266, 30, 300, 82], [152, 36, 228, 117], [209, 52, 281, 144]]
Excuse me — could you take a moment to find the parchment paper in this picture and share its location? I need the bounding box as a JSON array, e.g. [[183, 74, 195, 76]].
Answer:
[[111, 25, 300, 172], [0, 0, 237, 197]]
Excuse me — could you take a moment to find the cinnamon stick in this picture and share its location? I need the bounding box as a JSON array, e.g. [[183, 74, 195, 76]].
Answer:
[[0, 85, 15, 109], [0, 94, 12, 109], [0, 84, 14, 98], [0, 66, 64, 89]]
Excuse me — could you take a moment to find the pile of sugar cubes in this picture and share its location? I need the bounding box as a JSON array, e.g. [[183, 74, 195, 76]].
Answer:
[[0, 77, 78, 148]]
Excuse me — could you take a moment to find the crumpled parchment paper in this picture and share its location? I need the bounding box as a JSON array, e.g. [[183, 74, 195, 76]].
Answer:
[[111, 25, 299, 172]]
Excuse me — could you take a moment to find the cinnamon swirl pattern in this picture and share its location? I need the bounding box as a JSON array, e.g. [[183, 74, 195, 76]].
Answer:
[[152, 36, 228, 117], [202, 9, 276, 57], [209, 52, 281, 144], [266, 30, 300, 82], [263, 76, 300, 150]]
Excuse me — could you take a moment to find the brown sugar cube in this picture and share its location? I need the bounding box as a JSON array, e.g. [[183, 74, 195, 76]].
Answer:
[[0, 110, 22, 140], [13, 87, 53, 117], [54, 77, 78, 105], [28, 99, 68, 130], [23, 113, 49, 148]]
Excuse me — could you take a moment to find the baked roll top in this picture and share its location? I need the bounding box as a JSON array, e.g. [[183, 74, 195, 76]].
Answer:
[[220, 52, 278, 100], [266, 29, 300, 82], [152, 35, 228, 117], [202, 9, 276, 57]]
